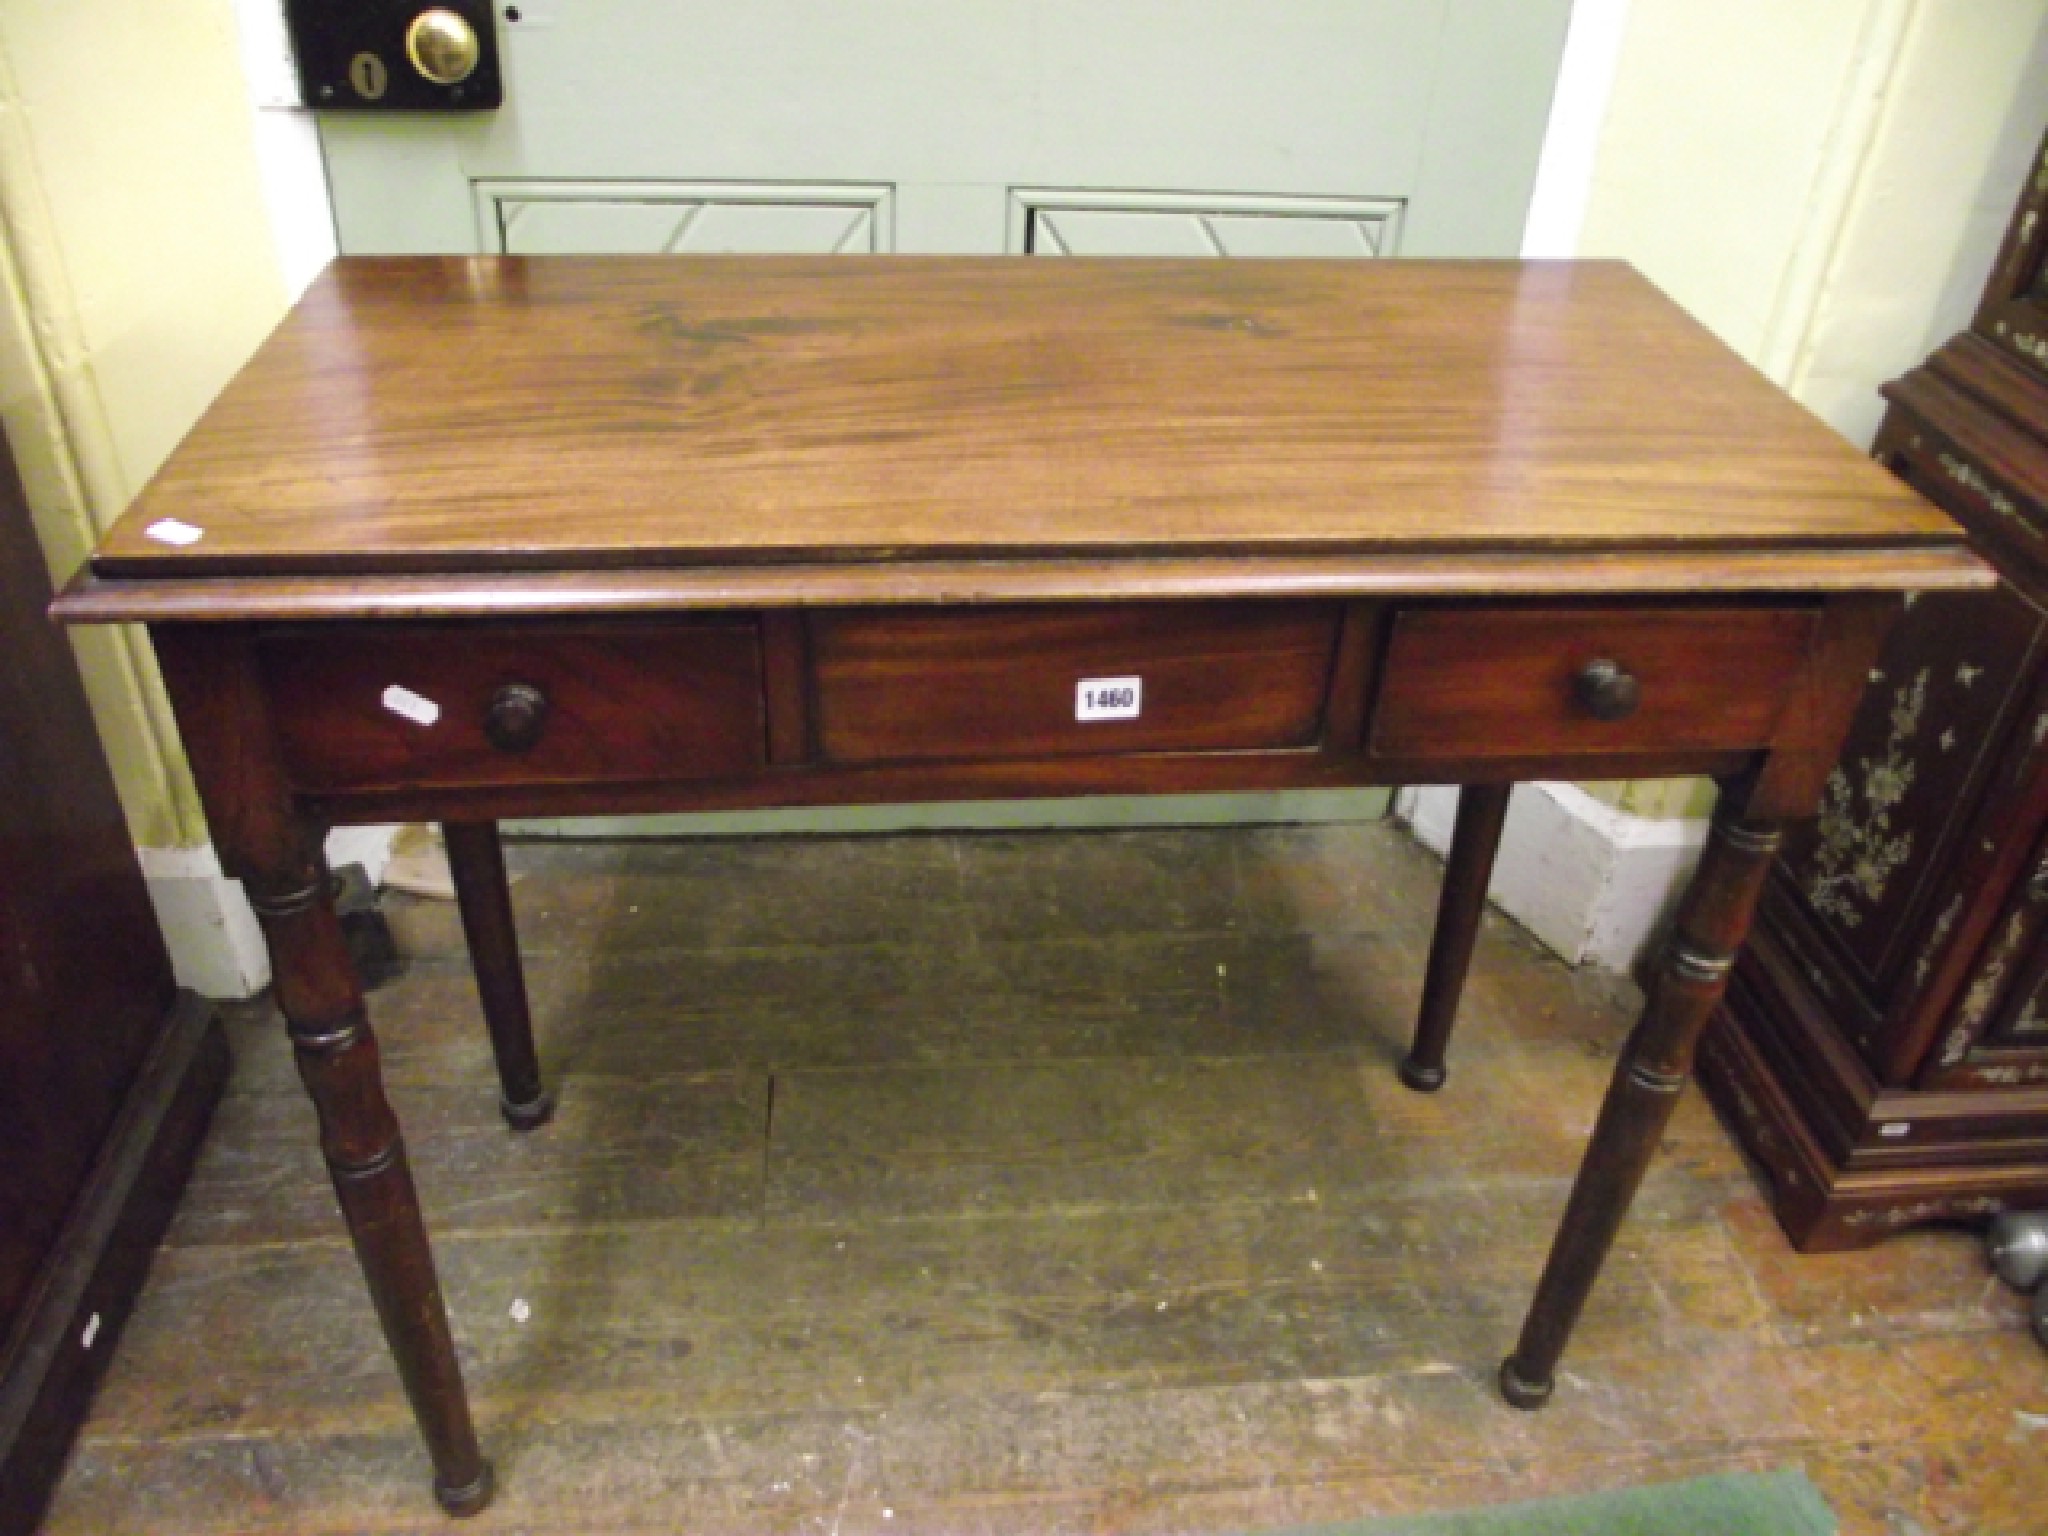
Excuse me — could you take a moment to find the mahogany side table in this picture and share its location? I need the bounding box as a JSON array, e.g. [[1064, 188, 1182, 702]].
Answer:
[[56, 256, 1987, 1514]]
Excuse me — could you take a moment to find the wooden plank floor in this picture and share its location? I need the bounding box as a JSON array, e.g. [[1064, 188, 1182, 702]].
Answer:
[[43, 823, 2047, 1534]]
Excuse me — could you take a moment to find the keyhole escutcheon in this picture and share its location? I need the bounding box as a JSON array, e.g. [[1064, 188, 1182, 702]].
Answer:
[[349, 51, 390, 100]]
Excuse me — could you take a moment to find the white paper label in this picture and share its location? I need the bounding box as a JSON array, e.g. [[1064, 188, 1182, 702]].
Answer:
[[501, 0, 562, 30], [381, 685, 442, 727], [1878, 1122, 1911, 1139], [145, 518, 204, 546], [1076, 676, 1142, 721], [81, 1312, 101, 1350]]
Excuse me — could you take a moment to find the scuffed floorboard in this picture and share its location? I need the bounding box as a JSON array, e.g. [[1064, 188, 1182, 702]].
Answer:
[[44, 824, 2047, 1535]]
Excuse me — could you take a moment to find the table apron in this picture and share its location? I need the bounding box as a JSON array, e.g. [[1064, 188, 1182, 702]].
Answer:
[[233, 596, 1826, 823]]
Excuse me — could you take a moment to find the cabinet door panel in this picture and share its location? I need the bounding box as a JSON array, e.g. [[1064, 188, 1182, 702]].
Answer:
[[1776, 583, 2046, 1001], [1919, 826, 2048, 1090], [1986, 912, 2048, 1048], [0, 438, 178, 1334]]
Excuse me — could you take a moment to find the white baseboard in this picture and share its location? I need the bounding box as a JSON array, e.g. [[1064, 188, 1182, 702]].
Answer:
[[136, 825, 400, 1000], [138, 794, 1680, 991], [1396, 783, 1709, 973], [137, 844, 269, 1000], [326, 824, 401, 886]]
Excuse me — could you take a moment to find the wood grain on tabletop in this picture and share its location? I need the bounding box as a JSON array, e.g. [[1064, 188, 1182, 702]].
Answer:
[[90, 256, 1963, 580]]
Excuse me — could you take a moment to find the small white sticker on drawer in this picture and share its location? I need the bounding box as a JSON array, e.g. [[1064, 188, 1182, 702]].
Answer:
[[1077, 676, 1142, 721], [145, 518, 204, 545], [381, 685, 442, 727]]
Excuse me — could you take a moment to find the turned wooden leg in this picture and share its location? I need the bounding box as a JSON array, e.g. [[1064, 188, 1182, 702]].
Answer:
[[1401, 783, 1512, 1092], [249, 862, 494, 1513], [1498, 804, 1781, 1409], [152, 625, 495, 1511], [444, 821, 552, 1130]]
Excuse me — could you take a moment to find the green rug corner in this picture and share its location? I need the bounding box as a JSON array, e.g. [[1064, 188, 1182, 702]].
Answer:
[[1262, 1468, 1835, 1536]]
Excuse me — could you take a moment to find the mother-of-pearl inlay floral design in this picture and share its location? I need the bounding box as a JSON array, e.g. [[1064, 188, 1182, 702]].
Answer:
[[1843, 1195, 2007, 1230], [2010, 989, 2048, 1037], [1945, 907, 2030, 1063], [1937, 451, 2033, 530], [2012, 333, 2048, 367], [1806, 669, 1929, 927], [1910, 891, 1965, 993]]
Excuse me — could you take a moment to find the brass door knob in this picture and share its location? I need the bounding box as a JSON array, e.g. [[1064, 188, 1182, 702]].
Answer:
[[1572, 658, 1641, 722], [407, 8, 481, 86], [483, 683, 548, 752]]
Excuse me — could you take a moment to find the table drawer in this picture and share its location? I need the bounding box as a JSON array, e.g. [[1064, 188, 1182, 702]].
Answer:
[[260, 621, 765, 792], [813, 602, 1343, 764], [1368, 604, 1819, 760]]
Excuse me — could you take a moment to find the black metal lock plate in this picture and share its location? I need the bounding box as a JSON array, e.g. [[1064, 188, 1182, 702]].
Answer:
[[285, 0, 503, 111]]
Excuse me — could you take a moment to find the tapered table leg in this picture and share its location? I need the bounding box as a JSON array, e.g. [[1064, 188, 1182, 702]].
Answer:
[[444, 820, 553, 1129], [152, 625, 493, 1512], [1401, 783, 1512, 1092], [249, 861, 493, 1513], [1498, 804, 1781, 1409]]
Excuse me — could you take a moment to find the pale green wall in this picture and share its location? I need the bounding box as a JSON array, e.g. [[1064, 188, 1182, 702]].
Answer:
[[1580, 0, 2047, 438], [0, 0, 292, 850], [1573, 0, 2048, 827]]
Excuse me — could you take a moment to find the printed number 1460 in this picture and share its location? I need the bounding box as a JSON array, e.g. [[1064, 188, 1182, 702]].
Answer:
[[1076, 676, 1142, 721]]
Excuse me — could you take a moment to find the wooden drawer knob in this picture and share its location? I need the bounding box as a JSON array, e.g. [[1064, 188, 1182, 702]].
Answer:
[[1572, 658, 1641, 722], [483, 682, 549, 752]]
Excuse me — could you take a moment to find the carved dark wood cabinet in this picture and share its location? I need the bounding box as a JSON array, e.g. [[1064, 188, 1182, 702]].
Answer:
[[0, 429, 227, 1535], [1703, 129, 2048, 1249]]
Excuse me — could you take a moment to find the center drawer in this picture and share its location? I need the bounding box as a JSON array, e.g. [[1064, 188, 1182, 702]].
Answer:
[[812, 602, 1343, 765], [260, 620, 765, 792]]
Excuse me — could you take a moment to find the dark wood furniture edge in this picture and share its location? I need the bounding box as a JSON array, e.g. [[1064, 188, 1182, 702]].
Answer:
[[1699, 1003, 2048, 1249], [1917, 332, 2048, 444], [1320, 600, 1381, 752], [290, 745, 1764, 827], [1883, 363, 2048, 525], [1403, 783, 1513, 1091], [443, 822, 551, 1131], [87, 531, 1971, 585], [1971, 134, 2048, 366], [1499, 593, 1896, 1397], [760, 611, 812, 766], [150, 623, 493, 1516], [50, 545, 1993, 624], [1701, 886, 2048, 1251], [1502, 789, 1786, 1406], [1727, 903, 1890, 1158], [1731, 917, 2048, 1167], [1701, 256, 2048, 1247], [0, 991, 227, 1536]]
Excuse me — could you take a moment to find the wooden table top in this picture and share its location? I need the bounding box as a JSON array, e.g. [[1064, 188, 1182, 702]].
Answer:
[[72, 256, 1986, 617]]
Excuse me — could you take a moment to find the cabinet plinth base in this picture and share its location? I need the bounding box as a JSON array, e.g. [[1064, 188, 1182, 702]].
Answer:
[[1701, 985, 2048, 1252]]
